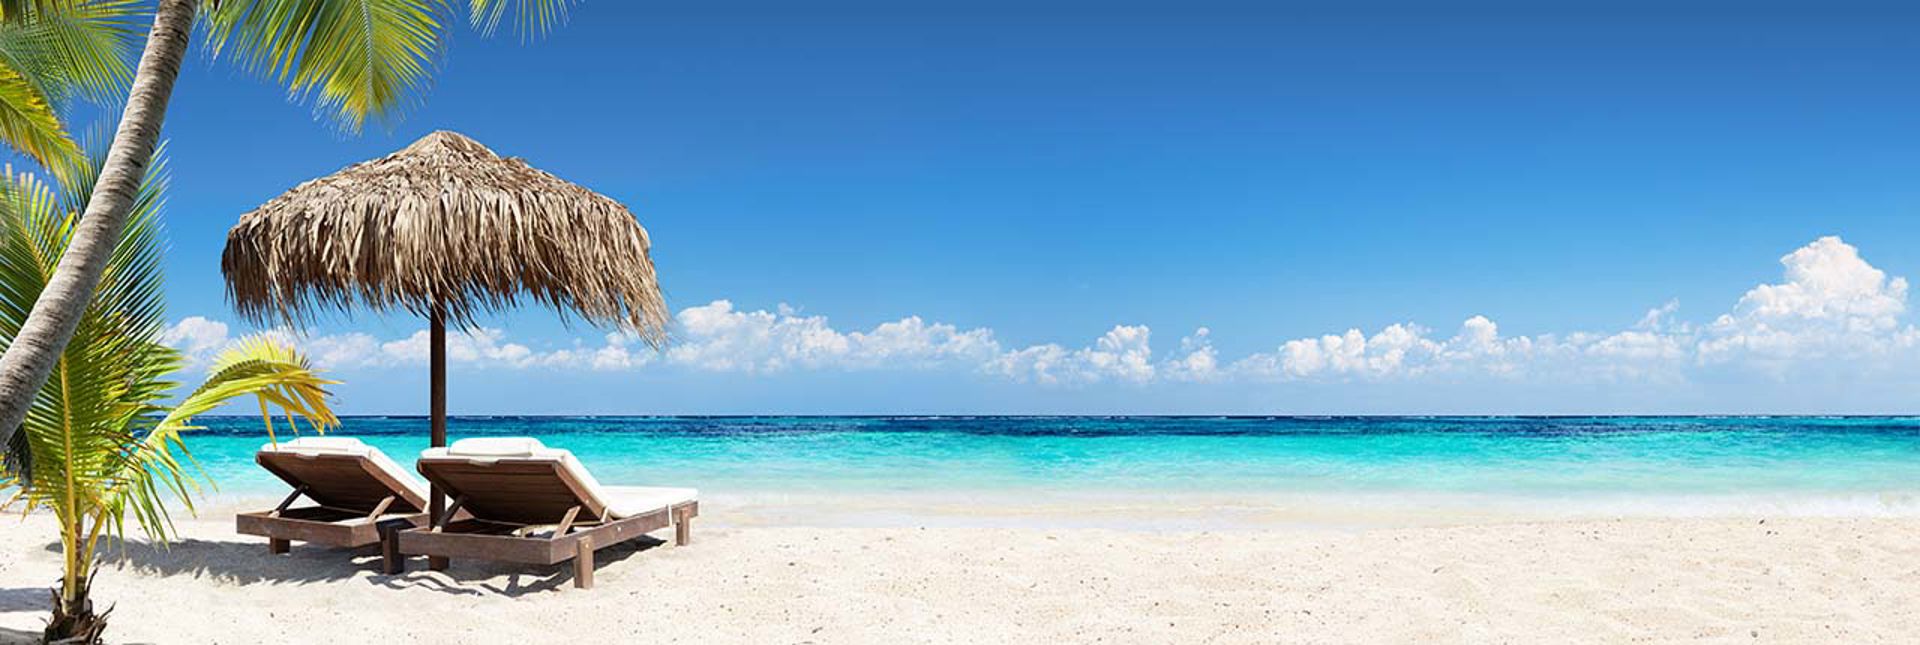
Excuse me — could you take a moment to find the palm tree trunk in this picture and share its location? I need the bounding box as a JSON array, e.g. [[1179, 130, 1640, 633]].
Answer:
[[0, 0, 196, 449], [45, 515, 104, 644]]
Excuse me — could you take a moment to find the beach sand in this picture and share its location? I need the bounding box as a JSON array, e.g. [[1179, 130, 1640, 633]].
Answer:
[[2, 505, 1917, 644]]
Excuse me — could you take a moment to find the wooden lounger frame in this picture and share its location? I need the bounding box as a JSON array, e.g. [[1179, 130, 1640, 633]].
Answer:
[[390, 456, 698, 589], [237, 450, 430, 554]]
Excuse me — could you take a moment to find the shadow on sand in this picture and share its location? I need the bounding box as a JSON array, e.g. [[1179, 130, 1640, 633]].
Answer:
[[0, 587, 46, 615], [0, 625, 40, 645], [46, 538, 373, 587], [37, 534, 669, 598]]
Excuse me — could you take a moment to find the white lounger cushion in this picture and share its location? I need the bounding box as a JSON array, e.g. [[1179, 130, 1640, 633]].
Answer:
[[259, 436, 430, 503], [422, 438, 698, 520], [601, 486, 699, 520], [438, 436, 545, 457], [262, 436, 367, 454]]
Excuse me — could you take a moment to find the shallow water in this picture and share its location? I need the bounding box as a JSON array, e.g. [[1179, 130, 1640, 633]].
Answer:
[[178, 416, 1920, 527]]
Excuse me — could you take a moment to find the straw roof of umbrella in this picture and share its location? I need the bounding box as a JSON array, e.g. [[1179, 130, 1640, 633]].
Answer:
[[221, 130, 668, 346]]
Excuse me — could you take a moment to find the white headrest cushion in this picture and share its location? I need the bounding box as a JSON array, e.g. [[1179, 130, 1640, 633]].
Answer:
[[260, 436, 368, 455], [448, 437, 548, 457]]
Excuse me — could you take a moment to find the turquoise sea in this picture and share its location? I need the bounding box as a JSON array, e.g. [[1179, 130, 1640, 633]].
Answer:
[[184, 416, 1920, 527]]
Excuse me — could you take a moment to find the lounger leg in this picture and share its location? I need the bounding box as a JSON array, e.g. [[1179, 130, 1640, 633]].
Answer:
[[674, 509, 692, 546], [573, 537, 595, 589], [427, 496, 463, 572], [380, 524, 404, 575], [268, 538, 290, 555]]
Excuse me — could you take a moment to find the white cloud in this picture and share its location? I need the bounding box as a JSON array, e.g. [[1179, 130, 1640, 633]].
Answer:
[[586, 332, 658, 371], [1234, 323, 1439, 380], [157, 236, 1920, 389], [1220, 236, 1917, 383], [664, 300, 1000, 373], [164, 300, 1003, 376], [159, 317, 230, 366], [988, 325, 1155, 385], [1161, 328, 1222, 383], [1636, 299, 1682, 331], [375, 328, 539, 368], [852, 316, 1002, 368], [1697, 236, 1915, 364], [281, 331, 384, 369], [167, 322, 594, 371]]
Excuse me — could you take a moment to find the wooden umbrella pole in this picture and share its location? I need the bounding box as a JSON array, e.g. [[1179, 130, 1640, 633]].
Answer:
[[428, 307, 450, 571]]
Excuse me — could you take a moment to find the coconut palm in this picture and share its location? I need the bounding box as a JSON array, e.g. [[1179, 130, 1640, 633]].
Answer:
[[0, 149, 338, 644], [0, 0, 577, 451]]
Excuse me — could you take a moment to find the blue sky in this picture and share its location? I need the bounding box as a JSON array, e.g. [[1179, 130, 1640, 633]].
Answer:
[[90, 2, 1920, 413]]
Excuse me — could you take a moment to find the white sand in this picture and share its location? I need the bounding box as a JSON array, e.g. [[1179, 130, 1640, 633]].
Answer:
[[2, 503, 1917, 644]]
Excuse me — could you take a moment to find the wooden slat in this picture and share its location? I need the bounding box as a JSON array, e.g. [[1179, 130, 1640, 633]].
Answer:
[[396, 527, 561, 564], [365, 495, 396, 520], [553, 505, 582, 537], [257, 452, 426, 513], [415, 459, 605, 525], [556, 506, 676, 561], [395, 502, 695, 570], [391, 459, 699, 592], [268, 487, 305, 517], [237, 510, 429, 549]]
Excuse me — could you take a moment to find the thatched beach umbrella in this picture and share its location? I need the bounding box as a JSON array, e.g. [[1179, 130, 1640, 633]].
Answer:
[[222, 131, 669, 547]]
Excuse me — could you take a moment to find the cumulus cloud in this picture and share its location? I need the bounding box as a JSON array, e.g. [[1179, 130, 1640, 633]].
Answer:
[[1246, 323, 1436, 379], [163, 320, 569, 371], [989, 325, 1156, 385], [158, 236, 1920, 388], [1697, 236, 1916, 364], [162, 300, 1001, 375], [582, 332, 659, 371], [1222, 236, 1915, 383], [665, 300, 1000, 373], [1636, 299, 1682, 332], [1227, 316, 1545, 381], [1161, 328, 1222, 383], [159, 317, 229, 364], [374, 328, 541, 368]]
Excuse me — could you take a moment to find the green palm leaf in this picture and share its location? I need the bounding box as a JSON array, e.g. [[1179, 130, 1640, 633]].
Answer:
[[0, 143, 172, 516], [0, 1, 139, 179], [0, 60, 78, 176], [466, 0, 569, 38], [202, 0, 445, 133], [201, 0, 581, 132], [0, 0, 138, 105], [0, 143, 338, 546]]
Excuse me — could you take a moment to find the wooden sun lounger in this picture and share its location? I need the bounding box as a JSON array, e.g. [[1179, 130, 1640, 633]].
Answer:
[[389, 440, 698, 589], [236, 438, 431, 556]]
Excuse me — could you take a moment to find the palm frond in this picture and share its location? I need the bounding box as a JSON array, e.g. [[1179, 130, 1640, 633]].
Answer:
[[0, 59, 78, 177], [161, 335, 339, 433], [0, 137, 338, 544], [466, 0, 572, 39], [0, 1, 87, 23], [116, 335, 337, 538], [201, 0, 446, 132], [0, 0, 139, 105], [0, 143, 168, 517]]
